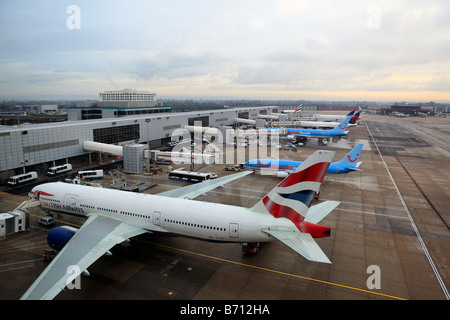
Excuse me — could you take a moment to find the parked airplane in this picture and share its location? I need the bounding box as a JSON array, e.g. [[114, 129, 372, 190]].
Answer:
[[270, 110, 354, 141], [22, 150, 339, 300], [312, 108, 359, 122], [244, 144, 363, 178], [294, 108, 361, 129], [283, 104, 302, 114]]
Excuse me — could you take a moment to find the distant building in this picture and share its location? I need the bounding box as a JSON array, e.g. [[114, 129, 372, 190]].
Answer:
[[388, 104, 422, 115], [99, 89, 156, 102], [68, 89, 170, 121], [38, 104, 58, 113], [302, 105, 317, 111]]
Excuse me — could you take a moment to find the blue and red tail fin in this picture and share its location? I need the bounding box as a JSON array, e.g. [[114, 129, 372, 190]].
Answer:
[[251, 150, 334, 224], [349, 108, 362, 124]]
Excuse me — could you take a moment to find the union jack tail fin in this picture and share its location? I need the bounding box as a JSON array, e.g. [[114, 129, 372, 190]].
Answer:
[[251, 150, 334, 223]]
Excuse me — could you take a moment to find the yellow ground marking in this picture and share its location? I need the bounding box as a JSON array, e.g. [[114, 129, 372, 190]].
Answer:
[[143, 240, 407, 301]]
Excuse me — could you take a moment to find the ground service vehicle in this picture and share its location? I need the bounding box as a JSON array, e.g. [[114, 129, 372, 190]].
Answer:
[[47, 164, 72, 176], [76, 170, 104, 180], [168, 169, 217, 183], [38, 216, 55, 226], [7, 172, 38, 186]]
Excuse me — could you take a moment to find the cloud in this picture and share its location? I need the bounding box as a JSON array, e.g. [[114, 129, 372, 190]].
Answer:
[[304, 33, 332, 51], [127, 50, 230, 80], [0, 0, 449, 100], [276, 0, 311, 15]]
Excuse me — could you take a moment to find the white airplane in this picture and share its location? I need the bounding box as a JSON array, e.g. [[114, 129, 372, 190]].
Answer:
[[283, 104, 302, 114], [21, 150, 339, 300], [293, 109, 362, 129], [310, 107, 363, 122]]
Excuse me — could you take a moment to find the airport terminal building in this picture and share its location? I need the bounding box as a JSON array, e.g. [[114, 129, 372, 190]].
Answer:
[[69, 89, 170, 121], [0, 104, 279, 183]]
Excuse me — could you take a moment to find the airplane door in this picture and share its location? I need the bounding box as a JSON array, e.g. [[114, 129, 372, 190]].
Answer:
[[64, 193, 78, 206], [229, 223, 239, 238], [153, 211, 161, 226]]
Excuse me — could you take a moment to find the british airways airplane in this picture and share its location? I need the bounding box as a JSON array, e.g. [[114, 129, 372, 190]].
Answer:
[[244, 144, 363, 178], [270, 109, 355, 140], [21, 150, 340, 300]]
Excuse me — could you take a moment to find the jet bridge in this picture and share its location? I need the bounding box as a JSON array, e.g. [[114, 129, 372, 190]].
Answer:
[[83, 141, 145, 174], [83, 141, 123, 157], [0, 200, 39, 238]]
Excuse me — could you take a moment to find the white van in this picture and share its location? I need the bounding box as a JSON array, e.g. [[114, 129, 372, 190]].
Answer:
[[47, 164, 72, 176], [76, 170, 104, 180], [38, 216, 55, 226], [7, 172, 38, 186]]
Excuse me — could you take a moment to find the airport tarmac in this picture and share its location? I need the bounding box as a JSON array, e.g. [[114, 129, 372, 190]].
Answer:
[[0, 114, 449, 301]]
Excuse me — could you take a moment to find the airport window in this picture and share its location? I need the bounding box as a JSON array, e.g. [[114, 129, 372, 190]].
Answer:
[[82, 109, 102, 120], [163, 218, 225, 232], [93, 124, 140, 144], [188, 116, 209, 127]]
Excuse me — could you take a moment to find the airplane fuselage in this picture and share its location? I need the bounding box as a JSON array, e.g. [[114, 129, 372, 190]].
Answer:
[[286, 128, 347, 138], [244, 159, 355, 174], [295, 121, 357, 129], [33, 182, 298, 243]]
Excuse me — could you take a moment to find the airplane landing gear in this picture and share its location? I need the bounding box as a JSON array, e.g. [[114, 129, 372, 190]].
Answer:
[[241, 242, 261, 255]]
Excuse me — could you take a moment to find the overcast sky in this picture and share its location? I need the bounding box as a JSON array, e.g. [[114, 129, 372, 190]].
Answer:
[[1, 0, 449, 101]]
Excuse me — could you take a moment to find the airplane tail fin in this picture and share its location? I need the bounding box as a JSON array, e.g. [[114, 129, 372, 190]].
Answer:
[[349, 108, 362, 124], [335, 143, 363, 169], [330, 110, 354, 133], [294, 104, 302, 113], [305, 200, 340, 224], [251, 150, 337, 264], [251, 150, 334, 224]]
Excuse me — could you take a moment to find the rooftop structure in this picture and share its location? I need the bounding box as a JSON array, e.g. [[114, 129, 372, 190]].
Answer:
[[99, 89, 156, 102], [69, 89, 168, 121]]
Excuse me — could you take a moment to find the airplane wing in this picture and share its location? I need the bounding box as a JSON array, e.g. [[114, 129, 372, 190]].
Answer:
[[157, 171, 253, 199], [21, 214, 146, 300], [305, 201, 341, 224], [263, 229, 331, 264]]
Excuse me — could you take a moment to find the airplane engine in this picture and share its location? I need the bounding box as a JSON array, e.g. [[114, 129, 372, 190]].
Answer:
[[286, 135, 294, 140], [275, 171, 289, 179], [292, 136, 307, 144], [47, 226, 78, 251]]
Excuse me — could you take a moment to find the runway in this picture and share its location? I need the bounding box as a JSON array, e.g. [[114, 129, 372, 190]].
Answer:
[[0, 114, 449, 302]]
